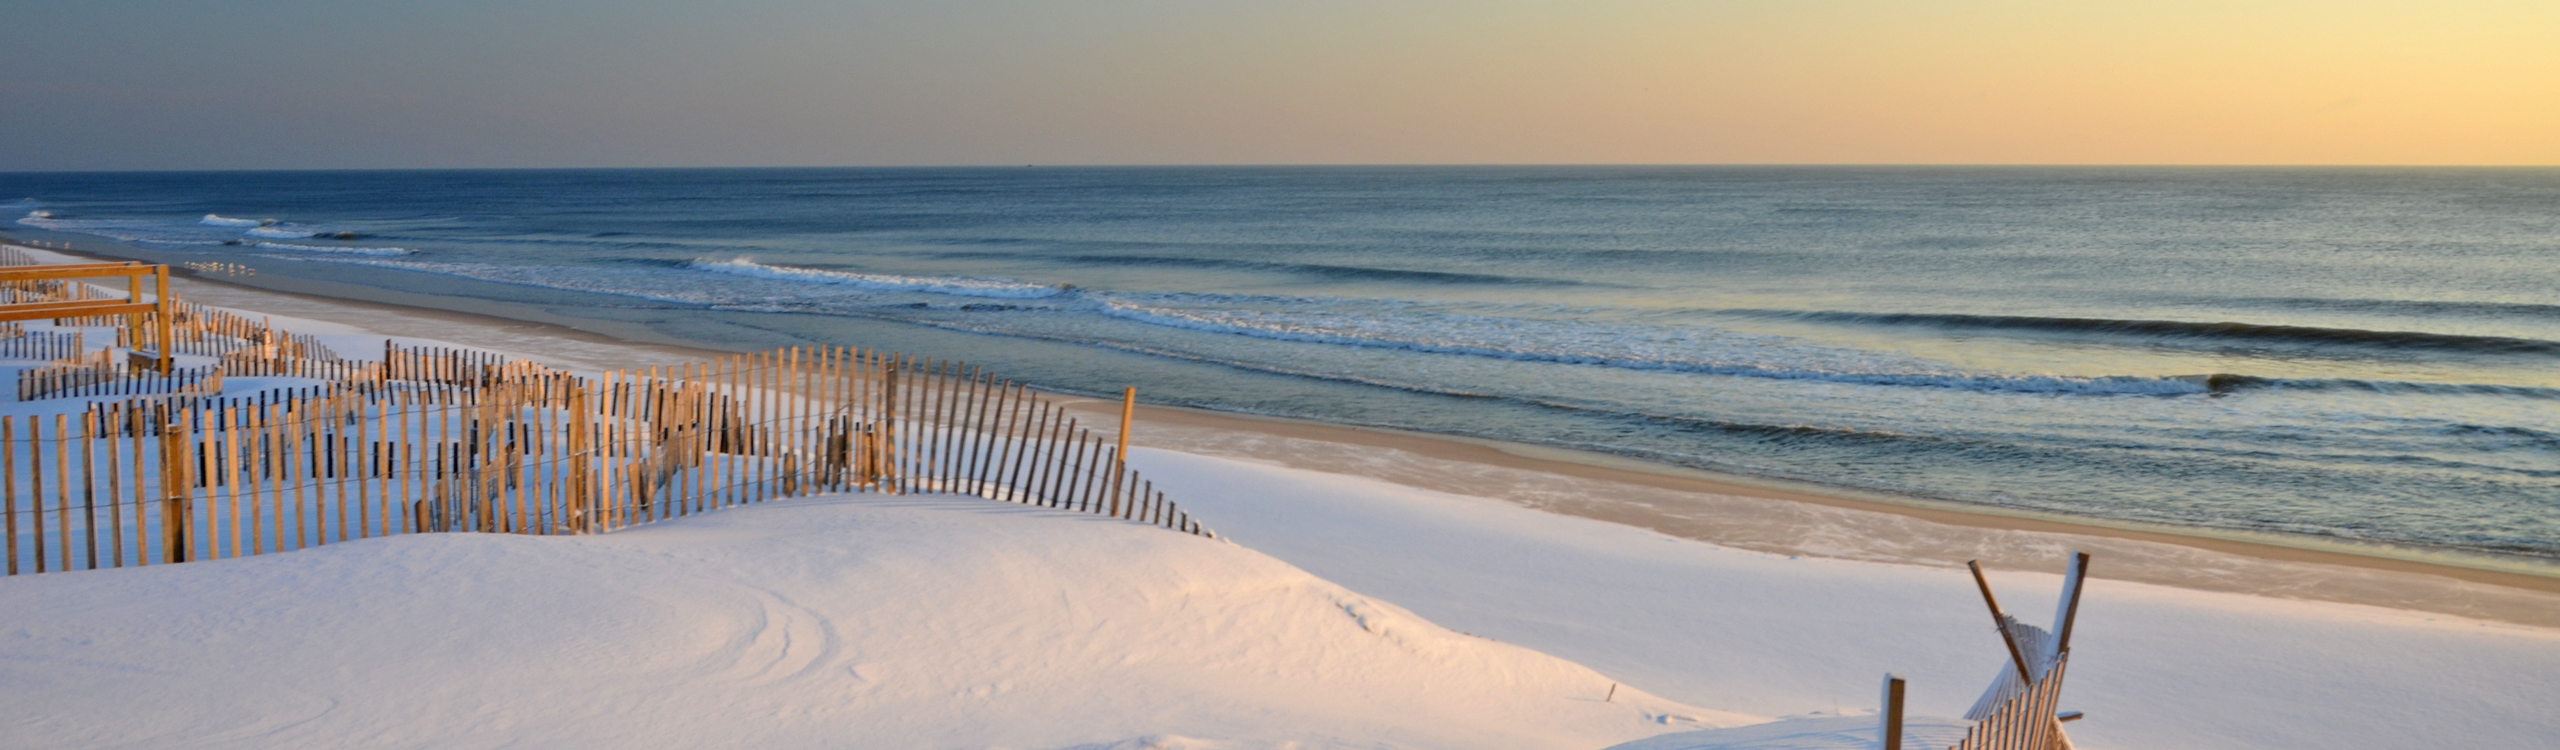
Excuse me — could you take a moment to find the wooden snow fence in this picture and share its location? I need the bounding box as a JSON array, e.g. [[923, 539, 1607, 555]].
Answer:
[[0, 330, 85, 362], [17, 363, 225, 402], [3, 345, 1210, 576], [0, 262, 176, 372], [1878, 553, 2092, 750]]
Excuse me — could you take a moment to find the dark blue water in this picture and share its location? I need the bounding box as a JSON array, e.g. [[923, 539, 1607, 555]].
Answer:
[[7, 167, 2557, 558]]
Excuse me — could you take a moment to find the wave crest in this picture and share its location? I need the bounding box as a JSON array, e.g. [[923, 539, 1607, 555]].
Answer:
[[252, 241, 413, 256], [1099, 299, 2217, 396], [200, 214, 267, 227], [1747, 309, 2560, 356], [688, 258, 1062, 299]]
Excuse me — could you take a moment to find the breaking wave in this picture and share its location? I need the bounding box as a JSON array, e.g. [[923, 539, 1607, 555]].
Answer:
[[1098, 299, 2218, 396], [1017, 252, 1582, 285], [251, 241, 413, 256], [245, 226, 318, 239], [200, 214, 267, 227], [2192, 374, 2560, 400], [687, 258, 1063, 299], [1744, 309, 2560, 356]]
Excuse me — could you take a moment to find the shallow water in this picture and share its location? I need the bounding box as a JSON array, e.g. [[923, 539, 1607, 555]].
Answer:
[[6, 166, 2555, 556]]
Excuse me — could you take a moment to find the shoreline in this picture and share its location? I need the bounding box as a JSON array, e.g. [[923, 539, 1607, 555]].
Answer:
[[14, 233, 2558, 627], [1078, 399, 2560, 626]]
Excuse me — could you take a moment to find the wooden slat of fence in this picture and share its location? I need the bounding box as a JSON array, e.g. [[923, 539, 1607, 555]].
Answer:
[[742, 353, 759, 506], [100, 411, 122, 568], [397, 392, 416, 536], [1066, 428, 1095, 512], [944, 364, 971, 491], [242, 406, 262, 556], [284, 400, 305, 551], [949, 365, 973, 492], [334, 395, 351, 543], [162, 407, 188, 564], [931, 359, 955, 493], [904, 354, 923, 494], [209, 409, 229, 560], [3, 417, 16, 575], [688, 364, 707, 515], [363, 393, 382, 540], [1032, 410, 1061, 507], [1011, 403, 1041, 505], [48, 414, 68, 572], [754, 352, 771, 503], [256, 404, 277, 554], [1006, 383, 1034, 502], [1046, 417, 1079, 509], [989, 383, 1024, 501], [122, 405, 143, 566]]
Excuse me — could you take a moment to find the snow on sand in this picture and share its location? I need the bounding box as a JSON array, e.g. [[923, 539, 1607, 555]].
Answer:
[[1134, 449, 2560, 750], [1, 494, 1756, 750]]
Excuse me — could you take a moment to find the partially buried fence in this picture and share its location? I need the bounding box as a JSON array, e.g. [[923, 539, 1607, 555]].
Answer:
[[4, 345, 1209, 575], [0, 330, 84, 362]]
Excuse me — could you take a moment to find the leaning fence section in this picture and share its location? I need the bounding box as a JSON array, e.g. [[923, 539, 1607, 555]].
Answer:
[[5, 345, 1206, 576]]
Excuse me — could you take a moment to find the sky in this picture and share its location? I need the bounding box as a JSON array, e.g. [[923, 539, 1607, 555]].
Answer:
[[2, 0, 2554, 170]]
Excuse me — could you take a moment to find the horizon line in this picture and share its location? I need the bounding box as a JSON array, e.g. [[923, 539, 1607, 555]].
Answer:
[[7, 162, 2558, 176]]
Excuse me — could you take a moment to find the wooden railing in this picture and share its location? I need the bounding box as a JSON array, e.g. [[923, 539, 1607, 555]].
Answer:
[[5, 345, 1207, 575]]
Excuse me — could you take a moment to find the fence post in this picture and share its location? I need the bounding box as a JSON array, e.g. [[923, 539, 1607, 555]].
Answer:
[[4, 417, 16, 575], [1881, 674, 1906, 750], [1112, 387, 1134, 516]]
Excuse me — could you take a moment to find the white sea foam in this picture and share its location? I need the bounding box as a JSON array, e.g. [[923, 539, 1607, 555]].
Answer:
[[200, 214, 266, 227], [245, 226, 317, 239], [251, 241, 413, 256], [688, 258, 1063, 299]]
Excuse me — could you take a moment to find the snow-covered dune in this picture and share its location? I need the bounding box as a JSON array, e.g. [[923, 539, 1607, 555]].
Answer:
[[1133, 449, 2560, 750], [0, 494, 1756, 750]]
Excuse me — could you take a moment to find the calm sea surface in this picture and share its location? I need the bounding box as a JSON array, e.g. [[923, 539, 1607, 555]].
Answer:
[[7, 167, 2556, 558]]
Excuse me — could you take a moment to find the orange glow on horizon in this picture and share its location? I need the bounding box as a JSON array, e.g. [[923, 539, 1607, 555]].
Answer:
[[909, 0, 2560, 166]]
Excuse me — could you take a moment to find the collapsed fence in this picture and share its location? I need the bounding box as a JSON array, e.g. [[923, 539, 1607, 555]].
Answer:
[[5, 345, 1209, 575]]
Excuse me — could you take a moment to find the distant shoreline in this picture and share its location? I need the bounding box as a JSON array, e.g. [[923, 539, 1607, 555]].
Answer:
[[15, 229, 2558, 627]]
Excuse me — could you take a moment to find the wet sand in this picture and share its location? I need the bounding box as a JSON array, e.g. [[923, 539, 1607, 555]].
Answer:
[[24, 237, 2560, 628]]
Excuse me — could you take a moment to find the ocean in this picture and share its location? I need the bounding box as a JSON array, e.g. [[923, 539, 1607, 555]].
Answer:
[[5, 166, 2555, 559]]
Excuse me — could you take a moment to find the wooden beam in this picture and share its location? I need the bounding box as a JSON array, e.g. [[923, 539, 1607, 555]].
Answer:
[[0, 300, 158, 322], [1112, 387, 1134, 515], [1969, 560, 2036, 686], [0, 262, 155, 282], [2053, 551, 2092, 657], [1879, 673, 1905, 750], [154, 266, 174, 374]]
